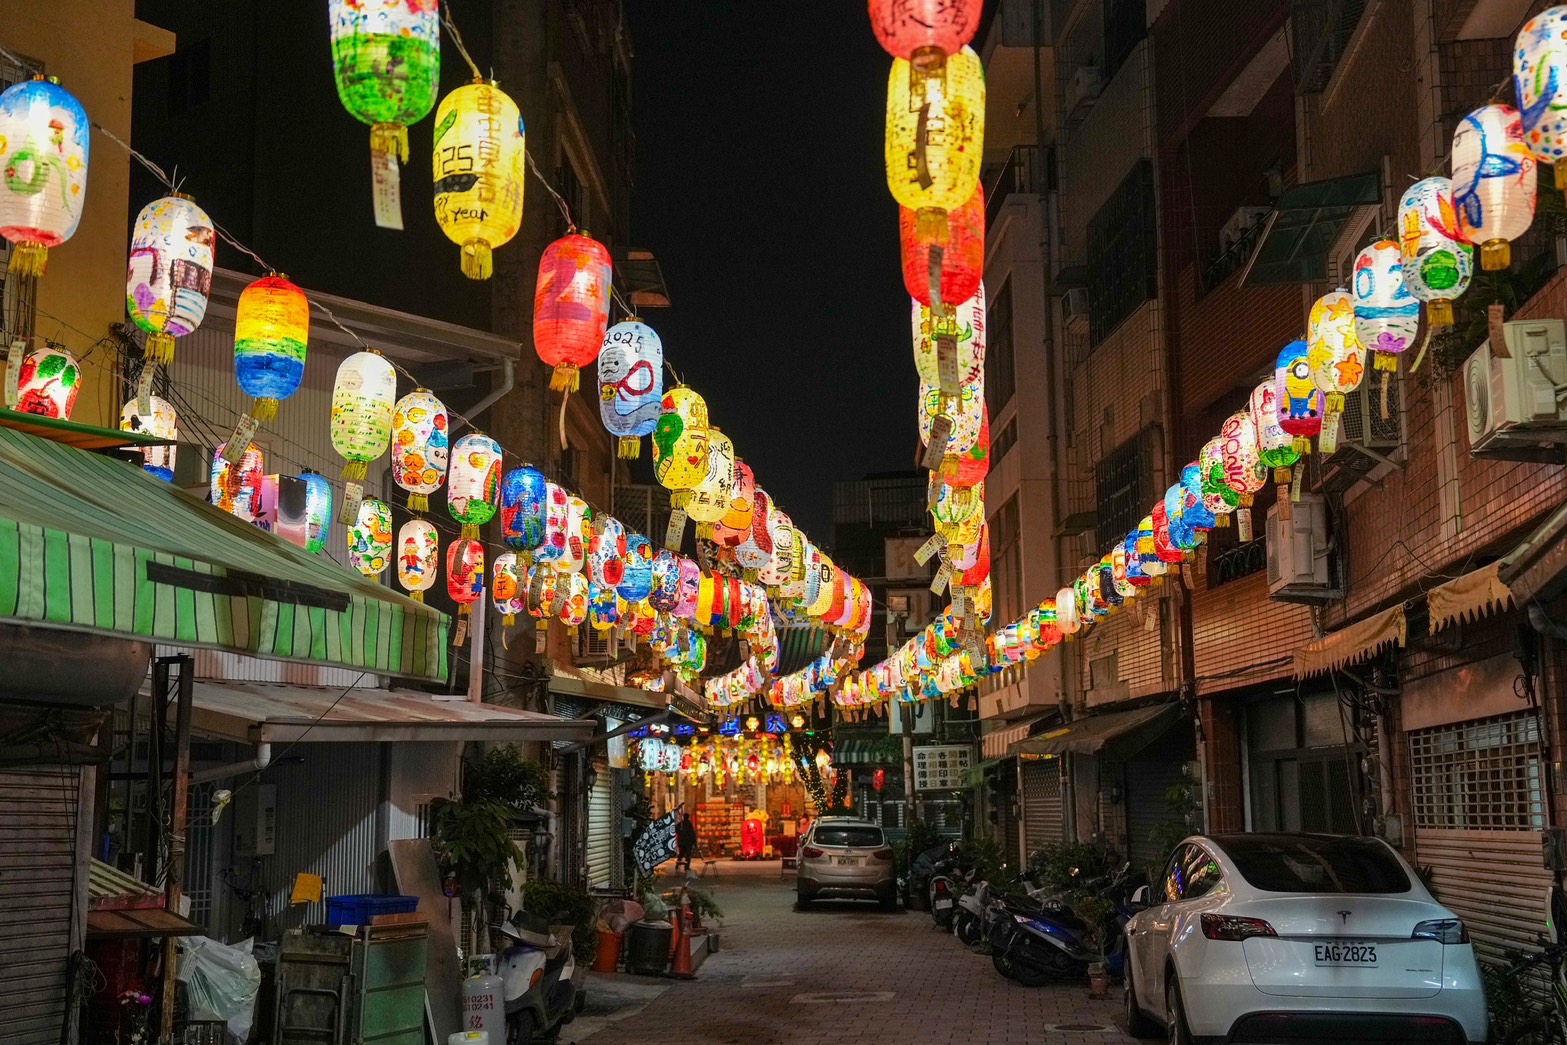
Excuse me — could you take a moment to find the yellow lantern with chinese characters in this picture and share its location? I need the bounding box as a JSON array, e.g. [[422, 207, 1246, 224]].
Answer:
[[884, 46, 985, 234], [432, 80, 526, 280]]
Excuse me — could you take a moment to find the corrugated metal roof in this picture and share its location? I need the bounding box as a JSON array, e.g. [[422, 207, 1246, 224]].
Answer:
[[88, 859, 161, 910]]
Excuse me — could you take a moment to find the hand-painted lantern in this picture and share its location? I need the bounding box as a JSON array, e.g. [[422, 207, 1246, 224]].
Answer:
[[1198, 436, 1237, 526], [493, 552, 526, 625], [331, 350, 396, 480], [1249, 380, 1298, 485], [619, 534, 655, 602], [559, 571, 590, 628], [233, 274, 308, 421], [598, 318, 663, 458], [945, 407, 990, 488], [127, 194, 214, 364], [759, 506, 796, 586], [736, 488, 776, 571], [913, 281, 986, 388], [120, 395, 179, 481], [499, 466, 547, 551], [527, 562, 560, 619], [717, 460, 756, 546], [210, 442, 264, 521], [1055, 586, 1081, 636], [0, 77, 89, 278], [1353, 240, 1420, 376], [397, 519, 439, 601], [348, 498, 393, 576], [432, 80, 525, 279], [1307, 291, 1365, 453], [1152, 501, 1184, 563], [534, 231, 612, 392], [563, 496, 590, 574], [1517, 7, 1567, 188], [652, 387, 711, 491], [1219, 411, 1266, 541], [869, 0, 982, 60], [675, 557, 702, 618], [1181, 463, 1216, 534], [588, 583, 621, 631], [884, 46, 985, 222], [589, 516, 627, 589], [15, 344, 79, 418], [1274, 339, 1323, 453], [448, 433, 502, 539], [808, 555, 839, 619], [649, 549, 682, 611], [1452, 104, 1537, 271], [686, 429, 737, 523], [446, 538, 484, 614], [919, 380, 984, 456], [328, 0, 439, 173], [298, 471, 333, 554], [391, 389, 449, 512], [901, 187, 984, 309], [1398, 177, 1473, 329]]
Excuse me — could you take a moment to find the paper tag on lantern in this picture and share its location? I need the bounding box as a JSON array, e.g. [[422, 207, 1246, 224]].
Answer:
[[4, 340, 24, 409], [1237, 508, 1253, 543], [371, 151, 404, 231], [665, 507, 687, 550], [927, 244, 945, 313], [1318, 410, 1341, 455], [935, 333, 960, 397], [535, 624, 548, 654], [913, 532, 944, 565], [338, 481, 364, 526], [952, 584, 967, 620], [694, 540, 712, 573], [221, 414, 261, 464], [930, 561, 952, 595], [135, 367, 157, 418], [1290, 463, 1305, 503], [1488, 302, 1509, 358], [921, 416, 952, 471], [452, 617, 469, 647]]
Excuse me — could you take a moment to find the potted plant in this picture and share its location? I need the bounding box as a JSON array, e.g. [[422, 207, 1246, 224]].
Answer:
[[1072, 892, 1115, 998]]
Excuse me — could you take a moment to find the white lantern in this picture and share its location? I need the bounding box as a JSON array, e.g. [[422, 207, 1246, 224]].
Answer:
[[1452, 104, 1537, 271]]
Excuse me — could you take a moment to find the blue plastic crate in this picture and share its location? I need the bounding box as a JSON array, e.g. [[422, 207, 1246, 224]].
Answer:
[[325, 893, 418, 928]]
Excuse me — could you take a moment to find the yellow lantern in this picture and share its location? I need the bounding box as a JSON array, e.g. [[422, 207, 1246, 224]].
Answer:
[[884, 46, 985, 231], [432, 80, 526, 280]]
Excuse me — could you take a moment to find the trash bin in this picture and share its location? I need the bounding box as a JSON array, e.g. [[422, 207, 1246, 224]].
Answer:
[[624, 920, 672, 976], [592, 929, 623, 973]]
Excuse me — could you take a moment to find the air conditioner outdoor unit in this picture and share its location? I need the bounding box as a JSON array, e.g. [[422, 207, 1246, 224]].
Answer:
[[1318, 378, 1403, 493], [1063, 286, 1090, 336], [1218, 206, 1271, 253], [1465, 318, 1567, 460], [1065, 65, 1102, 126], [1265, 492, 1331, 601]]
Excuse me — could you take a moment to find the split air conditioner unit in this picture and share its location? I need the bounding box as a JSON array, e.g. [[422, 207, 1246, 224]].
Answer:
[[1318, 378, 1403, 494], [1063, 287, 1090, 336], [1465, 318, 1567, 460], [1218, 206, 1271, 254], [1266, 492, 1331, 601], [1065, 65, 1102, 128]]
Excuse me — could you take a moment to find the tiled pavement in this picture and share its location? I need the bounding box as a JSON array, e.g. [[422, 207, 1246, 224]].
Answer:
[[568, 861, 1139, 1045]]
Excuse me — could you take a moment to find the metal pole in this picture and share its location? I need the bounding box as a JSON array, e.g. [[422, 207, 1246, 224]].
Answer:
[[468, 596, 487, 703], [160, 655, 193, 1042], [902, 704, 916, 827]]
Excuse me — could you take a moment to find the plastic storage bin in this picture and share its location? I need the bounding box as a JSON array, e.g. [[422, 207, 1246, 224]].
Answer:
[[325, 894, 419, 928]]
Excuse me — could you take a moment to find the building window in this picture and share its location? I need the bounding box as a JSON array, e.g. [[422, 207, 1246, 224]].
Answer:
[[991, 417, 1018, 466], [1408, 712, 1545, 832], [1208, 534, 1267, 586], [1086, 161, 1157, 347], [1103, 0, 1147, 83], [986, 280, 1015, 414], [990, 495, 1022, 625], [1291, 0, 1368, 95], [1094, 430, 1153, 550]]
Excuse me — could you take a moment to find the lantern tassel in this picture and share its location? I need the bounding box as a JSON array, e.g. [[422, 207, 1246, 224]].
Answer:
[[618, 435, 640, 459], [1216, 514, 1230, 528], [251, 398, 279, 423], [1274, 466, 1292, 485], [407, 492, 429, 514], [1425, 300, 1454, 331], [550, 365, 580, 393], [461, 523, 479, 541], [459, 604, 471, 617], [410, 590, 425, 604], [143, 332, 176, 366], [460, 240, 493, 281], [1480, 239, 1510, 272], [503, 612, 516, 627], [369, 122, 409, 163], [341, 460, 368, 482], [1373, 351, 1398, 373], [7, 242, 46, 278]]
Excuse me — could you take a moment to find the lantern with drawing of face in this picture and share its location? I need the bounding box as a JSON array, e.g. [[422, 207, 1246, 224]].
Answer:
[[348, 498, 393, 577], [127, 193, 214, 365], [598, 318, 664, 459], [447, 433, 502, 540], [397, 519, 439, 602], [685, 429, 736, 523], [391, 388, 448, 513]]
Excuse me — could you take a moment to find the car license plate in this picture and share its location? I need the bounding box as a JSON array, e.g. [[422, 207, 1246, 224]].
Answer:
[[935, 898, 954, 910], [836, 857, 857, 865], [1314, 942, 1377, 966]]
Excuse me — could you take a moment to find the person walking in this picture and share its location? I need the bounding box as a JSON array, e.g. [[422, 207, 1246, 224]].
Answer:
[[675, 811, 697, 872]]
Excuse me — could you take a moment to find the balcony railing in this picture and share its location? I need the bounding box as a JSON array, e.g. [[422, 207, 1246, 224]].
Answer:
[[986, 145, 1054, 231], [1211, 537, 1267, 586]]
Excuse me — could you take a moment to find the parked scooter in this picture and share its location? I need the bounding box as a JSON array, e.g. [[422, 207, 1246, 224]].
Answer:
[[954, 869, 1051, 948], [987, 863, 1138, 987], [493, 909, 583, 1043], [924, 843, 965, 930]]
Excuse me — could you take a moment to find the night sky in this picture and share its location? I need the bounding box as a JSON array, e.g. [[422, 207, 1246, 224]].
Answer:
[[625, 6, 917, 542]]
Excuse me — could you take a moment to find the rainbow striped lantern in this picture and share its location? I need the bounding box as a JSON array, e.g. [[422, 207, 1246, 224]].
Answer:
[[15, 344, 80, 419], [493, 552, 524, 625], [448, 433, 502, 540], [1249, 380, 1298, 487], [499, 465, 548, 552], [299, 471, 334, 554], [234, 275, 309, 422], [0, 77, 89, 278], [1307, 291, 1365, 454], [432, 80, 525, 279], [1353, 240, 1420, 388], [1452, 104, 1537, 271], [884, 46, 985, 239], [1198, 436, 1237, 528], [1274, 339, 1322, 456], [331, 350, 396, 481], [446, 538, 484, 615], [534, 231, 612, 393], [396, 519, 439, 602], [391, 389, 449, 512], [1398, 177, 1473, 330], [127, 194, 214, 365], [1516, 7, 1567, 188], [1219, 411, 1266, 541], [348, 498, 393, 577], [120, 396, 179, 481], [211, 442, 264, 521], [599, 318, 664, 459]]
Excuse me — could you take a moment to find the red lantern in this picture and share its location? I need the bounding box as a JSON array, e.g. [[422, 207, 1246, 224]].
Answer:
[[900, 186, 984, 309], [873, 768, 886, 791], [446, 539, 485, 616], [533, 231, 612, 392], [869, 0, 982, 60]]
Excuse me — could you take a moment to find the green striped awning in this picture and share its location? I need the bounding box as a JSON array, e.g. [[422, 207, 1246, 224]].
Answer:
[[0, 425, 448, 681]]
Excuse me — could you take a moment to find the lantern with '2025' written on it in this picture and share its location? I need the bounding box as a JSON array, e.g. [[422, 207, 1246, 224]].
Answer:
[[234, 274, 308, 422], [1353, 240, 1420, 373], [433, 80, 525, 279], [535, 231, 612, 393], [885, 46, 985, 232], [1399, 177, 1473, 330], [599, 318, 663, 459], [446, 538, 484, 615], [348, 498, 393, 577], [0, 76, 89, 278], [391, 388, 448, 512], [127, 193, 214, 364], [396, 518, 438, 601], [331, 350, 396, 481], [448, 433, 502, 540], [1452, 103, 1537, 271], [328, 0, 439, 176], [1219, 411, 1266, 541]]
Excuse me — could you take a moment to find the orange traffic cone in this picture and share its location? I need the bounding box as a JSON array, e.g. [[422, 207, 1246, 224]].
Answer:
[[669, 890, 696, 979]]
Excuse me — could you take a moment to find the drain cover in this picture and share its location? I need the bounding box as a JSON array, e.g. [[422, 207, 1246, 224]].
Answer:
[[1046, 1025, 1108, 1032]]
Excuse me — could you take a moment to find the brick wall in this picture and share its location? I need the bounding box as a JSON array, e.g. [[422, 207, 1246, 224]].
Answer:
[[1078, 592, 1173, 706], [1191, 571, 1317, 695], [1151, 0, 1289, 148]]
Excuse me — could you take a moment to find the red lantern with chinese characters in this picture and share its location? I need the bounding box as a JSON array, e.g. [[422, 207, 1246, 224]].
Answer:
[[873, 768, 886, 791], [446, 539, 484, 616], [900, 186, 984, 309], [869, 0, 982, 60], [533, 231, 612, 392]]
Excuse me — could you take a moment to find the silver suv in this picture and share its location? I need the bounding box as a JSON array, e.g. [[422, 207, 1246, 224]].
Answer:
[[796, 819, 896, 910]]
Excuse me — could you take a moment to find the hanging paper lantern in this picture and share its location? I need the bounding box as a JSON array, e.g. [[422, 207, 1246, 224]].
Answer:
[[120, 396, 179, 481], [619, 534, 655, 602], [686, 429, 737, 523], [599, 318, 664, 458], [493, 552, 524, 625], [588, 583, 621, 631], [231, 274, 309, 421], [1274, 339, 1323, 453], [210, 442, 264, 521], [1056, 586, 1081, 636], [1452, 104, 1537, 271], [448, 433, 502, 539], [901, 187, 985, 309], [349, 498, 393, 576], [1198, 436, 1237, 526], [946, 407, 990, 488], [534, 231, 612, 392], [869, 0, 982, 60], [884, 47, 985, 220], [0, 77, 89, 277], [499, 466, 548, 551], [391, 389, 449, 512], [1249, 380, 1298, 485], [918, 380, 984, 456], [649, 550, 682, 611], [14, 344, 79, 419], [396, 519, 439, 601], [297, 472, 334, 554], [535, 481, 568, 563], [758, 507, 796, 586], [736, 487, 776, 571], [1398, 177, 1473, 329], [527, 562, 560, 619], [328, 0, 439, 169], [331, 350, 397, 480], [1219, 410, 1266, 542], [432, 80, 526, 279], [446, 538, 484, 614], [1352, 240, 1420, 375], [1308, 291, 1366, 453], [913, 281, 986, 388], [674, 557, 702, 618], [1517, 8, 1567, 189], [1181, 464, 1216, 534], [126, 194, 214, 364], [559, 571, 590, 627], [652, 387, 711, 491], [717, 460, 756, 546], [589, 516, 628, 589], [562, 495, 590, 574]]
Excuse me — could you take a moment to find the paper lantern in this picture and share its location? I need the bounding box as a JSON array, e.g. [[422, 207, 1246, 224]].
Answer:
[[913, 280, 986, 388], [919, 380, 984, 456], [1218, 411, 1265, 541], [649, 549, 682, 611], [527, 562, 560, 619], [1452, 104, 1536, 271], [432, 80, 525, 279], [446, 538, 485, 614], [534, 231, 612, 392], [15, 344, 79, 419], [1249, 381, 1298, 485], [675, 557, 702, 617], [589, 516, 627, 589], [901, 186, 984, 309], [618, 534, 655, 603], [599, 319, 664, 458], [230, 273, 309, 422], [210, 442, 264, 521], [884, 46, 985, 218], [493, 552, 524, 625], [759, 507, 797, 586], [563, 495, 590, 574], [536, 481, 568, 563], [298, 472, 333, 554], [391, 389, 449, 512], [869, 0, 982, 60], [652, 387, 711, 491], [126, 193, 214, 364], [1181, 464, 1216, 534], [331, 350, 396, 480], [0, 77, 89, 277], [1308, 291, 1366, 453], [397, 519, 439, 601], [1517, 8, 1567, 188], [1398, 177, 1473, 329], [348, 498, 393, 576], [500, 466, 548, 551], [1274, 339, 1323, 452], [1351, 240, 1420, 375], [559, 571, 590, 627], [588, 583, 621, 631], [1056, 586, 1081, 636], [328, 0, 439, 165], [1198, 436, 1237, 525], [736, 488, 776, 571], [717, 460, 756, 545], [448, 433, 502, 539], [120, 395, 178, 481], [686, 429, 736, 523]]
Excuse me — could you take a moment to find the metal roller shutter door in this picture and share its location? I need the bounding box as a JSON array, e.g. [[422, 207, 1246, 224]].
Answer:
[[1126, 759, 1186, 871], [586, 757, 614, 889], [1416, 829, 1552, 964], [0, 768, 82, 1045], [1021, 759, 1063, 855]]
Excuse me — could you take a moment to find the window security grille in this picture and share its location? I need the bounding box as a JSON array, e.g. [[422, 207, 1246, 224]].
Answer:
[[1408, 712, 1545, 831]]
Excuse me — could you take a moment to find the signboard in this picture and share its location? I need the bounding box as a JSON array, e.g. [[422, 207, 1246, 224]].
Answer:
[[887, 700, 935, 736], [633, 810, 679, 876], [912, 744, 974, 791]]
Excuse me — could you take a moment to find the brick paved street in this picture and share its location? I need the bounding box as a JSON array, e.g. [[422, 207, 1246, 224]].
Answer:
[[569, 862, 1138, 1045]]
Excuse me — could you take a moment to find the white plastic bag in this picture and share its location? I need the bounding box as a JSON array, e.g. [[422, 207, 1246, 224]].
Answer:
[[177, 936, 262, 1043]]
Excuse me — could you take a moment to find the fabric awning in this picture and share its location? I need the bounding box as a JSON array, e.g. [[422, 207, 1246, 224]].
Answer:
[[1428, 562, 1513, 632], [186, 680, 596, 743], [982, 712, 1057, 759], [1010, 703, 1182, 760], [1293, 604, 1407, 679], [0, 425, 447, 681]]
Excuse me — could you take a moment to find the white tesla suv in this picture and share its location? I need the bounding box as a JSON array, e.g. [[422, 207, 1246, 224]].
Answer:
[[1122, 833, 1487, 1045]]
